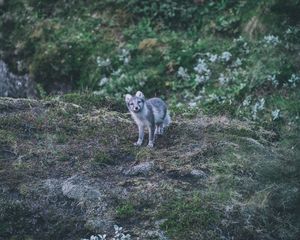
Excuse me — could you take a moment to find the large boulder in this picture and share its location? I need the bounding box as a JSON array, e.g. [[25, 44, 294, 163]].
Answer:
[[0, 60, 36, 98]]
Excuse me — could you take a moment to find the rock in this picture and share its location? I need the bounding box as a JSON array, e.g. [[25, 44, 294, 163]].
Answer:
[[167, 169, 208, 180], [84, 218, 113, 233], [0, 60, 36, 98], [42, 179, 62, 196], [61, 176, 114, 233], [143, 230, 169, 240], [190, 169, 207, 178], [62, 176, 102, 201], [124, 161, 154, 176]]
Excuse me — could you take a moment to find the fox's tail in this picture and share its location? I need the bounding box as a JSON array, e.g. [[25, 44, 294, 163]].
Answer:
[[163, 112, 171, 128]]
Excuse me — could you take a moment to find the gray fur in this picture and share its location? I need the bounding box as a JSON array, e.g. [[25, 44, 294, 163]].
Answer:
[[125, 91, 171, 147]]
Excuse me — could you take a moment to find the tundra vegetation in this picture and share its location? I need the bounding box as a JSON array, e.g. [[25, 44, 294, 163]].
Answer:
[[0, 0, 299, 239]]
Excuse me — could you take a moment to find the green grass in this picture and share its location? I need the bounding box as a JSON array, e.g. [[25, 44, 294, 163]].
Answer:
[[116, 202, 135, 219], [0, 129, 17, 145], [0, 97, 299, 239], [1, 1, 299, 114], [93, 151, 115, 166], [0, 1, 300, 239], [58, 92, 126, 112], [159, 194, 221, 239]]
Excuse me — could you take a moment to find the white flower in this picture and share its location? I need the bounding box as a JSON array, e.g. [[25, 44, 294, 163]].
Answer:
[[112, 69, 122, 76], [16, 80, 22, 87], [232, 58, 242, 67], [114, 225, 122, 232], [208, 93, 219, 101], [125, 86, 133, 92], [252, 98, 265, 120], [209, 54, 218, 62], [220, 51, 232, 62], [120, 49, 129, 57], [286, 28, 292, 34], [189, 102, 197, 108], [233, 36, 244, 43], [288, 74, 300, 87], [193, 58, 211, 84], [119, 49, 131, 65], [267, 74, 278, 87], [194, 58, 210, 74], [90, 235, 98, 240], [124, 57, 130, 64], [99, 77, 109, 86], [218, 73, 229, 85], [263, 35, 280, 46], [177, 66, 190, 80], [206, 53, 218, 63], [96, 57, 111, 67], [242, 96, 251, 106], [257, 98, 265, 110], [272, 109, 280, 120], [195, 74, 207, 84], [98, 234, 106, 240]]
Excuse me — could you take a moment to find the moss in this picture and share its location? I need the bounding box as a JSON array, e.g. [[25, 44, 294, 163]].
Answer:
[[135, 148, 153, 161], [116, 202, 135, 219], [59, 92, 126, 112], [0, 129, 16, 145], [158, 193, 220, 239], [93, 151, 115, 166], [55, 132, 68, 144], [0, 201, 34, 238], [57, 154, 69, 162]]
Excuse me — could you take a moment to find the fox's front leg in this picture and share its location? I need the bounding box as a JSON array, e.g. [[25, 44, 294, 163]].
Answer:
[[134, 124, 144, 146], [147, 124, 155, 148]]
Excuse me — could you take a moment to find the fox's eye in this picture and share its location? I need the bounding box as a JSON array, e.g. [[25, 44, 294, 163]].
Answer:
[[138, 101, 142, 104], [129, 103, 134, 106]]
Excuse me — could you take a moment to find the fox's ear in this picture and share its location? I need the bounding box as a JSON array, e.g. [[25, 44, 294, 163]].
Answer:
[[135, 91, 145, 99], [125, 94, 132, 103]]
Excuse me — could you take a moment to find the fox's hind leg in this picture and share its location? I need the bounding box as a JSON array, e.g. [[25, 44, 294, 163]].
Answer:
[[155, 123, 163, 135], [147, 124, 155, 148], [155, 125, 159, 135]]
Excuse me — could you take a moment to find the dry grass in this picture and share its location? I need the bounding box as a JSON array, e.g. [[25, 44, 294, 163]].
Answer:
[[0, 97, 299, 239]]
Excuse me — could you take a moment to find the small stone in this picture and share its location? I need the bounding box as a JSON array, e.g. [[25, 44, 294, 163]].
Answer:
[[190, 169, 207, 178], [124, 161, 154, 176], [85, 219, 113, 233]]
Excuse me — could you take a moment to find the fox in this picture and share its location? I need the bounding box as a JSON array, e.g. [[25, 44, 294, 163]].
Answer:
[[125, 91, 171, 148]]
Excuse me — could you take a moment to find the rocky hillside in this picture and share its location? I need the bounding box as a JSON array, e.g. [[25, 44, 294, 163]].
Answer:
[[0, 96, 299, 239]]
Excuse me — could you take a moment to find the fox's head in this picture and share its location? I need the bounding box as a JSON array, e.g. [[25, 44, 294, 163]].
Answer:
[[125, 91, 145, 113]]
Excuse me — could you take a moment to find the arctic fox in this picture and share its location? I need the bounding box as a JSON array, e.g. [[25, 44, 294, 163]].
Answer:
[[125, 91, 171, 147]]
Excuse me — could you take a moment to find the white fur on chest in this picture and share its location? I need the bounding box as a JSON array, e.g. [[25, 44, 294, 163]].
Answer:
[[130, 106, 151, 126]]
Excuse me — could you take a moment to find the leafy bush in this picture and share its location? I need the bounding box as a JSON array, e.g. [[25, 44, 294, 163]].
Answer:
[[1, 0, 299, 122]]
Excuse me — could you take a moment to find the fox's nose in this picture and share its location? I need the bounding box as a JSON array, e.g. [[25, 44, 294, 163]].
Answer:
[[135, 107, 139, 111]]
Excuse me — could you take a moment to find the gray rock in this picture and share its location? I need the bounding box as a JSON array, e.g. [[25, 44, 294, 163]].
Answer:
[[42, 179, 62, 195], [0, 60, 36, 98], [62, 176, 102, 201], [124, 161, 154, 176], [190, 169, 207, 178], [85, 218, 114, 233]]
